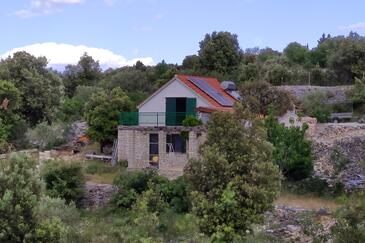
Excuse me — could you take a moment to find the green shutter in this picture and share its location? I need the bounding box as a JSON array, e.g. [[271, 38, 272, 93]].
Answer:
[[186, 98, 197, 116], [166, 98, 176, 126]]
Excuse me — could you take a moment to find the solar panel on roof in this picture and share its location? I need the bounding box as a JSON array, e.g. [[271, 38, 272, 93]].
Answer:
[[188, 77, 234, 107]]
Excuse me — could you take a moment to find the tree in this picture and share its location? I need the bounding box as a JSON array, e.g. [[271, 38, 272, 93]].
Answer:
[[0, 155, 41, 242], [198, 31, 242, 73], [0, 51, 63, 126], [184, 111, 281, 240], [265, 110, 313, 180], [182, 55, 201, 70], [84, 87, 133, 152], [266, 63, 292, 85], [0, 80, 21, 152], [63, 53, 102, 97], [239, 80, 293, 116], [237, 63, 260, 83], [284, 42, 310, 66]]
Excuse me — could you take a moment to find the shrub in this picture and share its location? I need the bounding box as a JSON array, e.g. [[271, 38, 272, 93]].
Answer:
[[152, 176, 191, 213], [35, 217, 68, 243], [300, 91, 331, 122], [331, 191, 365, 242], [265, 110, 313, 181], [185, 111, 281, 239], [26, 122, 67, 150], [182, 115, 202, 127], [112, 170, 157, 209], [0, 155, 41, 242], [239, 80, 293, 116], [37, 196, 80, 225], [41, 161, 85, 206]]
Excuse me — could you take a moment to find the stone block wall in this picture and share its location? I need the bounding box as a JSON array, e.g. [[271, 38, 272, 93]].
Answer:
[[118, 126, 207, 179]]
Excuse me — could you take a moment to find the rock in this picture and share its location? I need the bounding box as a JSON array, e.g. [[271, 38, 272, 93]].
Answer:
[[81, 182, 117, 209]]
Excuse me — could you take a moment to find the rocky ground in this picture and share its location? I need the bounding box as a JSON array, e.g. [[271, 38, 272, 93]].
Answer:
[[81, 182, 118, 209], [263, 205, 335, 242], [310, 123, 365, 190]]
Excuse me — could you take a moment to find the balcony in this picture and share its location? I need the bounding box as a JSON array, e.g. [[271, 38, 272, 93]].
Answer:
[[119, 112, 197, 126]]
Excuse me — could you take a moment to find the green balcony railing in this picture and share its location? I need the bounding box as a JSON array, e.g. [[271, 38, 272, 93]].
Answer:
[[119, 112, 197, 126]]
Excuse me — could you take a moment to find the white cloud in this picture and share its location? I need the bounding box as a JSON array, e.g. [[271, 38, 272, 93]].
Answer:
[[339, 22, 365, 31], [13, 0, 84, 18], [0, 42, 154, 70]]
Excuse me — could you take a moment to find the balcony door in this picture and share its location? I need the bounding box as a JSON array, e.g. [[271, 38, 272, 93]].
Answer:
[[165, 97, 196, 126]]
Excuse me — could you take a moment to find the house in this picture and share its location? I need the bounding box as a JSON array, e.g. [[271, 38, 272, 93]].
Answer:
[[117, 74, 239, 178]]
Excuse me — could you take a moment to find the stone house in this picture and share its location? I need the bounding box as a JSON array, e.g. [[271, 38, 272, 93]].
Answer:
[[117, 74, 239, 178]]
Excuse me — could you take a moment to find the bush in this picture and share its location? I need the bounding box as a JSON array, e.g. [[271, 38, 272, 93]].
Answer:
[[41, 161, 85, 206], [152, 176, 191, 213], [182, 115, 202, 127], [112, 170, 191, 213], [26, 122, 67, 150], [37, 196, 80, 225], [112, 170, 157, 209], [332, 191, 365, 242], [0, 155, 41, 242], [265, 111, 313, 180], [301, 91, 331, 122], [35, 217, 68, 243], [283, 177, 344, 197], [239, 80, 293, 116]]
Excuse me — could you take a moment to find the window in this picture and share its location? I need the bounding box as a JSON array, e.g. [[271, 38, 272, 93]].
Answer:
[[166, 134, 186, 153], [149, 134, 159, 163]]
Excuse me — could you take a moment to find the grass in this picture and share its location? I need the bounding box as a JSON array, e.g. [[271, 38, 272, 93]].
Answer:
[[84, 160, 125, 184], [276, 191, 340, 210]]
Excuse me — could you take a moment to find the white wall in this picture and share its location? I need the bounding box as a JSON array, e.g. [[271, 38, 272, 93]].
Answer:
[[139, 78, 210, 113]]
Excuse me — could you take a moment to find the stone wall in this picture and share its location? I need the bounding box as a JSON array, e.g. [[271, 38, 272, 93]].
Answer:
[[277, 85, 353, 102], [118, 126, 207, 179]]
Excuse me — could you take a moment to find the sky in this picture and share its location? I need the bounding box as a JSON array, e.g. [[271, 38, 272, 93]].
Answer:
[[1, 0, 365, 70]]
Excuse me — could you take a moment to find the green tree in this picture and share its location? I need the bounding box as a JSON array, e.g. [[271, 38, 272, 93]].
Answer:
[[182, 55, 201, 70], [265, 110, 313, 180], [0, 155, 41, 242], [237, 63, 260, 83], [0, 51, 63, 126], [0, 80, 20, 111], [84, 87, 133, 151], [184, 111, 281, 240], [63, 53, 102, 97], [198, 31, 242, 73], [266, 63, 292, 85], [239, 80, 293, 116], [284, 42, 310, 66]]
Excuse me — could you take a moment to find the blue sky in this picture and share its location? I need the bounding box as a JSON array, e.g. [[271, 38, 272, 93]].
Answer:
[[1, 0, 365, 69]]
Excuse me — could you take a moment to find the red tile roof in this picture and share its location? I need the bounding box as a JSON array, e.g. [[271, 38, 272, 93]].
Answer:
[[175, 74, 238, 112]]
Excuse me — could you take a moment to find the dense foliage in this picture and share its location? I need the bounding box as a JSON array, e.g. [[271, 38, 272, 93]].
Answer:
[[185, 111, 281, 241], [0, 155, 67, 242], [84, 87, 133, 151], [301, 91, 332, 122], [332, 191, 365, 242], [41, 161, 85, 206], [112, 170, 190, 213], [239, 80, 293, 116], [265, 111, 313, 180]]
